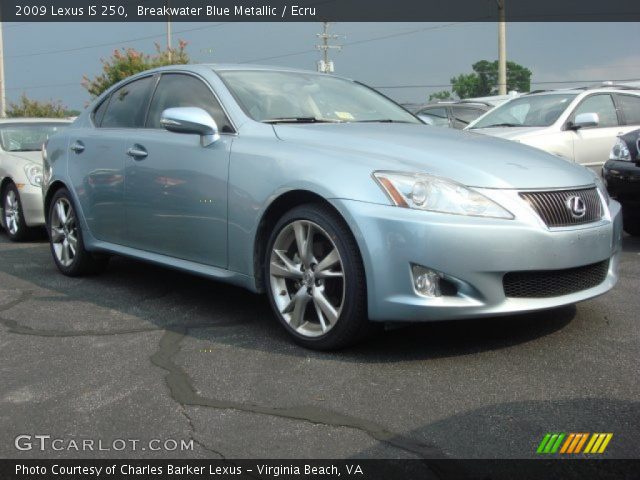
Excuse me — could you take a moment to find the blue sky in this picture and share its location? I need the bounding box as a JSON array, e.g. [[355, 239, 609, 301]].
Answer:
[[3, 21, 640, 109]]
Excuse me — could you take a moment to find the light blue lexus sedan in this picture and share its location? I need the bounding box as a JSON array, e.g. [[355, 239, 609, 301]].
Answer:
[[42, 65, 622, 349]]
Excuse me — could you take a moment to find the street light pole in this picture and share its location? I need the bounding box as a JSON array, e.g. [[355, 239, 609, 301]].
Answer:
[[497, 0, 507, 95], [166, 0, 172, 62], [0, 13, 6, 117]]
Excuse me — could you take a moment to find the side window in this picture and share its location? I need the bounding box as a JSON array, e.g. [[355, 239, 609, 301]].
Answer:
[[418, 107, 449, 127], [451, 106, 485, 126], [572, 94, 619, 128], [101, 76, 154, 128], [92, 96, 110, 126], [616, 94, 640, 126], [146, 73, 234, 133]]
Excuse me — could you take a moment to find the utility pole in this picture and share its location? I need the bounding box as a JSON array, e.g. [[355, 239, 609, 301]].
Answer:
[[497, 0, 507, 95], [0, 8, 6, 118], [166, 0, 172, 62], [316, 22, 342, 73]]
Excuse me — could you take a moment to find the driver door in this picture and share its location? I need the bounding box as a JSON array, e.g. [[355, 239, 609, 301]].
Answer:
[[570, 94, 623, 172], [124, 73, 235, 268]]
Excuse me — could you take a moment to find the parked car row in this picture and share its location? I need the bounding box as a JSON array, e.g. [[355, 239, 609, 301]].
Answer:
[[0, 66, 627, 349], [603, 128, 640, 235], [414, 93, 520, 129], [0, 118, 71, 240]]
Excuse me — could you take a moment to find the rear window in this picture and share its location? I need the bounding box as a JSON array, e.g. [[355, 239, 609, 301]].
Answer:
[[617, 94, 640, 125], [101, 76, 154, 128]]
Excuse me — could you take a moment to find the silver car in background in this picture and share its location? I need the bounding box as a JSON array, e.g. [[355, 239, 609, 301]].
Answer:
[[0, 118, 70, 241], [466, 86, 640, 173], [43, 65, 621, 349]]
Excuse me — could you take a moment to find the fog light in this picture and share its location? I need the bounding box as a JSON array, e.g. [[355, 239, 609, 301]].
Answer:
[[412, 265, 441, 297]]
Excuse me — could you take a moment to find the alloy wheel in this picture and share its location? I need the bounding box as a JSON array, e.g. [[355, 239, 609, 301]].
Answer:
[[269, 220, 346, 338], [50, 198, 78, 267], [4, 190, 20, 236]]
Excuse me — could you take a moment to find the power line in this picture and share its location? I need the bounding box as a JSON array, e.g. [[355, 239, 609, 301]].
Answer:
[[240, 22, 469, 64], [9, 77, 640, 94], [5, 23, 228, 59]]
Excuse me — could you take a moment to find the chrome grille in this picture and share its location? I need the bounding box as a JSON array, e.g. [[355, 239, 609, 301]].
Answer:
[[519, 187, 603, 227], [503, 260, 609, 298]]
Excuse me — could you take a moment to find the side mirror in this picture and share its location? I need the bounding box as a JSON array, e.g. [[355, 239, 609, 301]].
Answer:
[[571, 112, 599, 130], [160, 107, 220, 147]]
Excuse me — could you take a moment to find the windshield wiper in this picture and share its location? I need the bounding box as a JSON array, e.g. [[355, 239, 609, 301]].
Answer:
[[355, 119, 412, 123], [473, 122, 519, 129], [262, 117, 341, 124]]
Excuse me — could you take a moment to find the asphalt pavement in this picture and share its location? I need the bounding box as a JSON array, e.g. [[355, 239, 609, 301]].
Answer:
[[1, 230, 638, 459]]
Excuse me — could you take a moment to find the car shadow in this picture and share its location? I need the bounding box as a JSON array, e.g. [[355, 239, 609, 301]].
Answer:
[[352, 397, 640, 462], [0, 234, 581, 364], [621, 232, 640, 253]]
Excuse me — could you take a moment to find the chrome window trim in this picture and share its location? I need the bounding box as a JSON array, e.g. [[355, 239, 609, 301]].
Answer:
[[146, 70, 238, 136]]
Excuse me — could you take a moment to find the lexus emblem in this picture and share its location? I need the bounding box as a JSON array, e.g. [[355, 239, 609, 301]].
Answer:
[[566, 196, 587, 218]]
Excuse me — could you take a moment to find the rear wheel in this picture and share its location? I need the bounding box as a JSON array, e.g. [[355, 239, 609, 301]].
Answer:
[[48, 188, 109, 276], [2, 182, 32, 241], [264, 204, 369, 350]]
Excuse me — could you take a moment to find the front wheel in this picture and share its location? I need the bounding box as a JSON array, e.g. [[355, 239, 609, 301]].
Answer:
[[48, 188, 109, 276], [264, 204, 369, 350], [2, 183, 32, 241]]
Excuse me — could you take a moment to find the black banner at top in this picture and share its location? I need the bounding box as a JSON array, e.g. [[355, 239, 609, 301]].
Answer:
[[1, 0, 639, 22]]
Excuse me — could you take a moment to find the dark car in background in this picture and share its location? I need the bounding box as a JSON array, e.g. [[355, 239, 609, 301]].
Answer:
[[603, 128, 640, 235], [416, 101, 492, 129]]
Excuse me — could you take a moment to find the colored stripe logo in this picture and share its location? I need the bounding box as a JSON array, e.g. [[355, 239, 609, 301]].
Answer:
[[537, 433, 613, 454]]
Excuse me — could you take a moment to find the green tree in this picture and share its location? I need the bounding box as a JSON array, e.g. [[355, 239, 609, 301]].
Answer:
[[451, 60, 532, 99], [6, 94, 69, 118], [428, 90, 453, 101], [82, 41, 190, 99]]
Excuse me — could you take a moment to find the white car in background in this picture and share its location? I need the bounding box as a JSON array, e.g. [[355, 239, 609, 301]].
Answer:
[[466, 85, 640, 173], [0, 118, 71, 241]]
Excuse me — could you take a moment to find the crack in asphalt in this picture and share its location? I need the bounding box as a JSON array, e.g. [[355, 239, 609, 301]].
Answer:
[[0, 287, 446, 460], [150, 328, 446, 459], [0, 290, 227, 338], [180, 406, 226, 460]]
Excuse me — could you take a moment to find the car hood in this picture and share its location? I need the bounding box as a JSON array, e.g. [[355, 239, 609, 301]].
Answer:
[[2, 151, 42, 165], [273, 123, 593, 189], [466, 126, 550, 141]]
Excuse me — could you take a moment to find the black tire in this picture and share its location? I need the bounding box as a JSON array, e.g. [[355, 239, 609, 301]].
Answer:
[[48, 188, 109, 276], [264, 203, 370, 350], [622, 208, 640, 236], [2, 182, 34, 242]]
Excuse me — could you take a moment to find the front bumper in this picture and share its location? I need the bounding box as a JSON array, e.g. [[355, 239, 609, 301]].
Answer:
[[18, 184, 45, 227], [603, 160, 640, 204], [331, 195, 622, 322]]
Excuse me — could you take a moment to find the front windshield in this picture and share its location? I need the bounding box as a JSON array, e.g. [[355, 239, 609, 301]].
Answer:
[[470, 93, 578, 129], [0, 123, 68, 152], [218, 70, 420, 124]]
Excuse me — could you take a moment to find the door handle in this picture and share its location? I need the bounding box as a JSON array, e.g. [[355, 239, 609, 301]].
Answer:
[[70, 141, 85, 154], [126, 145, 148, 159]]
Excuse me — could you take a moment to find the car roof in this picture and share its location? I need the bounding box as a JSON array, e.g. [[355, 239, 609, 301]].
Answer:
[[525, 87, 640, 97], [150, 63, 339, 76], [418, 102, 490, 109]]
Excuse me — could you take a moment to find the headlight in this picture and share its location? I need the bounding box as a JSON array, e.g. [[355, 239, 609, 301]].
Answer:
[[373, 171, 514, 219], [24, 163, 43, 187], [609, 138, 631, 161]]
